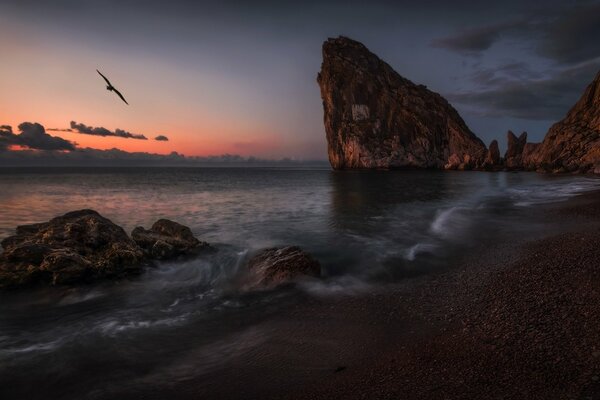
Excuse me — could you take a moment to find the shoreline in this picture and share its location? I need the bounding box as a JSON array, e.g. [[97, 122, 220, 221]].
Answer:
[[133, 190, 600, 400], [1, 181, 599, 399]]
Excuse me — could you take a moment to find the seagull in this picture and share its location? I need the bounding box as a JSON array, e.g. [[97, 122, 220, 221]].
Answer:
[[96, 69, 128, 105]]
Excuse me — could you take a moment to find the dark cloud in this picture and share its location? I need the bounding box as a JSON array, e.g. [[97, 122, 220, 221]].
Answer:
[[432, 2, 600, 64], [154, 135, 169, 141], [469, 62, 544, 87], [449, 61, 600, 120], [535, 3, 600, 64], [0, 123, 326, 166], [47, 128, 73, 132], [70, 121, 147, 140], [0, 122, 76, 151], [431, 22, 520, 54]]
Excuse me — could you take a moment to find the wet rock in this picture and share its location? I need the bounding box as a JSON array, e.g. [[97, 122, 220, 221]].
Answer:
[[131, 219, 210, 260], [0, 209, 145, 288], [317, 36, 487, 170], [246, 246, 321, 288]]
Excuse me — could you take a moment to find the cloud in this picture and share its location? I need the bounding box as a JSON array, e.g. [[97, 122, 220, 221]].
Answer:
[[432, 3, 600, 64], [47, 128, 73, 132], [0, 122, 76, 151], [0, 122, 327, 166], [431, 22, 521, 54], [70, 121, 147, 140], [154, 135, 169, 141], [535, 3, 600, 64], [448, 60, 600, 120]]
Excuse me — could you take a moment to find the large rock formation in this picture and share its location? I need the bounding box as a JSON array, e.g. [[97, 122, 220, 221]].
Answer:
[[131, 219, 211, 260], [504, 131, 528, 170], [245, 246, 321, 289], [527, 71, 600, 173], [317, 36, 487, 170], [0, 210, 145, 287], [483, 140, 501, 170]]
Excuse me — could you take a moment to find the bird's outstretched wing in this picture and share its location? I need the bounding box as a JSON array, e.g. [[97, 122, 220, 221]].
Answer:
[[96, 69, 112, 86], [113, 88, 129, 105]]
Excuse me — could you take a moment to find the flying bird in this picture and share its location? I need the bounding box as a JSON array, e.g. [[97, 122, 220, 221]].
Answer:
[[96, 69, 129, 105]]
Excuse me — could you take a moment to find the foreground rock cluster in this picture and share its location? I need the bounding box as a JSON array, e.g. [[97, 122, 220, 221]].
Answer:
[[0, 210, 320, 290], [318, 36, 600, 174]]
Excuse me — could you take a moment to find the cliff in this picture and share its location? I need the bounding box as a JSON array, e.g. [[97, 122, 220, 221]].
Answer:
[[317, 36, 487, 170], [527, 71, 600, 173]]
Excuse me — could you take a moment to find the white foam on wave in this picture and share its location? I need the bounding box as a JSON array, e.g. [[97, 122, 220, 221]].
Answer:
[[58, 290, 105, 306], [99, 314, 190, 336], [1, 339, 63, 354], [510, 179, 600, 207], [299, 275, 371, 297], [404, 242, 438, 261]]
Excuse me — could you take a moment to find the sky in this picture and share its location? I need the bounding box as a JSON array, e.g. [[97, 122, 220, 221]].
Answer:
[[1, 0, 599, 164]]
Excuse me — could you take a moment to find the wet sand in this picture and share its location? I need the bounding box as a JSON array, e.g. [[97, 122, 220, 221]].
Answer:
[[115, 190, 600, 400]]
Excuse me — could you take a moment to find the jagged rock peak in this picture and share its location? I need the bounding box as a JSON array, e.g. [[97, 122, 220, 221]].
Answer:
[[317, 36, 487, 170], [483, 139, 501, 169], [504, 131, 527, 169]]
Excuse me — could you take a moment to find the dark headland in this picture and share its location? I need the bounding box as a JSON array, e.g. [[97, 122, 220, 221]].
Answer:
[[318, 36, 600, 174]]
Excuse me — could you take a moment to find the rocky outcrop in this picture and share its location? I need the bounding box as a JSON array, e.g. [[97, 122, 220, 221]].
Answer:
[[131, 219, 211, 260], [0, 210, 145, 288], [504, 131, 528, 170], [527, 70, 600, 173], [245, 246, 321, 289], [317, 36, 487, 170], [521, 142, 541, 170], [482, 140, 501, 170], [0, 211, 211, 289]]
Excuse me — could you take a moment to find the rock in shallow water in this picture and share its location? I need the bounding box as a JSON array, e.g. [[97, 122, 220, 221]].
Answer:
[[131, 219, 211, 260], [317, 36, 487, 170], [246, 246, 321, 289], [0, 209, 144, 288]]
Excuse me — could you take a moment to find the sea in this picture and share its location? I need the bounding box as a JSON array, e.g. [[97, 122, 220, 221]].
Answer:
[[0, 167, 598, 399]]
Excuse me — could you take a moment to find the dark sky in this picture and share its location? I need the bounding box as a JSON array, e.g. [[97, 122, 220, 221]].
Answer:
[[1, 0, 599, 160]]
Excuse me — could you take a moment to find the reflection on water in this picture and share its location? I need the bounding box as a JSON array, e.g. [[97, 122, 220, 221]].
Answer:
[[0, 167, 598, 399]]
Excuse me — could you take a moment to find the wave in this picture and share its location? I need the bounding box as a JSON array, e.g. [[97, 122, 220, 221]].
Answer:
[[404, 242, 438, 261]]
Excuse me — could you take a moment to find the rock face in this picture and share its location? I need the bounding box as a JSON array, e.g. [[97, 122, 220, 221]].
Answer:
[[131, 219, 210, 260], [0, 210, 144, 288], [317, 36, 487, 170], [504, 131, 528, 170], [483, 140, 501, 169], [246, 246, 320, 289], [527, 71, 600, 173], [521, 142, 541, 170]]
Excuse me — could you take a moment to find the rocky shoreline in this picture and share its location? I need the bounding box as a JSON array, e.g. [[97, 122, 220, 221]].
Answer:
[[129, 189, 600, 400], [284, 190, 600, 400], [0, 210, 320, 290]]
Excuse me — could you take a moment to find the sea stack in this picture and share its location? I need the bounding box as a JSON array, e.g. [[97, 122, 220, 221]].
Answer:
[[504, 131, 527, 170], [317, 36, 487, 170], [527, 70, 600, 173]]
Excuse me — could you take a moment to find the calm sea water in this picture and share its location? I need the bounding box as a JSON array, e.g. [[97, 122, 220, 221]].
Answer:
[[0, 167, 598, 399]]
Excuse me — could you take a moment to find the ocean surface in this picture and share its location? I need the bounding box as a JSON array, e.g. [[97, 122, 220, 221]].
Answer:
[[0, 167, 598, 399]]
